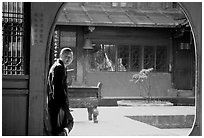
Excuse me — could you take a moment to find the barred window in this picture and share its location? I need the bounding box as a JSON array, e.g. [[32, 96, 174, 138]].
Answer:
[[2, 2, 25, 75]]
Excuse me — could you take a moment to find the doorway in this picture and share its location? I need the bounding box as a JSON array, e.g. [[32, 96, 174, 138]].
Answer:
[[173, 32, 195, 90]]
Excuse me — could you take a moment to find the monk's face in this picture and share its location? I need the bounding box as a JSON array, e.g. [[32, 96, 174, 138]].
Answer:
[[61, 52, 73, 67]]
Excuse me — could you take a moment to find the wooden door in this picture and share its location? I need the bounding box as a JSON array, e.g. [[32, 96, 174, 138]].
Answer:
[[173, 43, 194, 90]]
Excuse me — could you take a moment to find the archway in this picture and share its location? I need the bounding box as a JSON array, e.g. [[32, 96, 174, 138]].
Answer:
[[45, 2, 201, 136]]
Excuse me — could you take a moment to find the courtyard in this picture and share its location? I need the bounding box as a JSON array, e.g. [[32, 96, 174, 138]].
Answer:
[[69, 106, 195, 136]]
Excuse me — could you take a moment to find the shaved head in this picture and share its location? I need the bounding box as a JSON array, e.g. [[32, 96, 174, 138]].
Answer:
[[60, 48, 72, 56], [60, 48, 73, 67]]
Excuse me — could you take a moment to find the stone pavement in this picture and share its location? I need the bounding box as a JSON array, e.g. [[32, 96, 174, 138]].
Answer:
[[69, 106, 195, 136]]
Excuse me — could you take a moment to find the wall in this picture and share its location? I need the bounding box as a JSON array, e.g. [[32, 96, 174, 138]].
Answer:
[[180, 2, 202, 136], [84, 27, 172, 98], [28, 2, 63, 135], [42, 2, 202, 136], [40, 2, 201, 135], [2, 2, 201, 136], [2, 76, 29, 135], [86, 72, 172, 98]]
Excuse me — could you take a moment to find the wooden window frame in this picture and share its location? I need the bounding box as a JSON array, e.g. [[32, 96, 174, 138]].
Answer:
[[2, 2, 30, 75], [89, 42, 169, 72]]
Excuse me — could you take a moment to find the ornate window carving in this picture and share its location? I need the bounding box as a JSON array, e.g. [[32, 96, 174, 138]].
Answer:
[[2, 2, 25, 75]]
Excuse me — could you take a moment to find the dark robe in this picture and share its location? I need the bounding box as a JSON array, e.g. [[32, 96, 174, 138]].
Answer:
[[44, 59, 73, 135]]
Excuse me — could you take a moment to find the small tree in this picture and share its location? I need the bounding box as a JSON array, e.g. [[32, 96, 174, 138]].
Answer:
[[130, 68, 153, 102]]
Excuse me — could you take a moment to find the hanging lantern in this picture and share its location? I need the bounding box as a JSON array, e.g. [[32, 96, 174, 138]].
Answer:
[[83, 39, 93, 50]]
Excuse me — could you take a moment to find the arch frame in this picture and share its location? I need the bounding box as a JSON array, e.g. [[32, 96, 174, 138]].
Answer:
[[42, 2, 201, 136]]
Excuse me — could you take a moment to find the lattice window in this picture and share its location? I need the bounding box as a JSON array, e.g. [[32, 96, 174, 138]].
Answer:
[[2, 2, 24, 75], [156, 46, 168, 71], [144, 46, 155, 69], [89, 43, 116, 71], [130, 46, 141, 71], [117, 46, 129, 71], [89, 43, 168, 72]]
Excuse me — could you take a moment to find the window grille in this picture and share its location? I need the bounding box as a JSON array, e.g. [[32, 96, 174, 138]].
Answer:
[[143, 46, 168, 72], [130, 46, 141, 71], [118, 46, 129, 71], [144, 46, 155, 69], [89, 43, 116, 71], [2, 2, 24, 75], [156, 46, 168, 71]]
